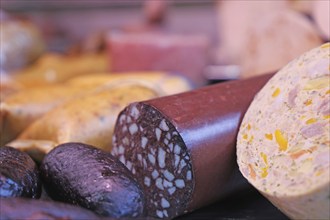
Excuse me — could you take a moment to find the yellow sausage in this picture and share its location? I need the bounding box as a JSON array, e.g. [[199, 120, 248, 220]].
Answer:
[[0, 84, 97, 146], [8, 84, 159, 161], [1, 72, 192, 146]]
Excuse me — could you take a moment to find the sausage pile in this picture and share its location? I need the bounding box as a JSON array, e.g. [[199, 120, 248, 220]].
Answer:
[[1, 42, 329, 219]]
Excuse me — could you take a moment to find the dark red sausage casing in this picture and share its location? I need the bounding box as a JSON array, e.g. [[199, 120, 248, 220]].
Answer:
[[112, 73, 273, 219]]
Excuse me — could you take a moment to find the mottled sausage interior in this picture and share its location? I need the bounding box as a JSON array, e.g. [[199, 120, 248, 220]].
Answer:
[[113, 103, 193, 218], [112, 73, 273, 218], [237, 43, 330, 220]]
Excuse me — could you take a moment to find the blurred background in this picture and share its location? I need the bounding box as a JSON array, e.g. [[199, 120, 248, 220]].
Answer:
[[1, 0, 329, 87]]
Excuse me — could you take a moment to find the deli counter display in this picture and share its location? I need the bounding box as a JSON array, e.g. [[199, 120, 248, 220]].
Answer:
[[0, 1, 329, 220]]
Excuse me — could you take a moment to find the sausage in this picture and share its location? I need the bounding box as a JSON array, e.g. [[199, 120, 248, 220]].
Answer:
[[216, 1, 322, 78], [0, 72, 23, 101], [40, 142, 146, 218], [1, 19, 44, 71], [66, 72, 193, 95], [111, 73, 273, 218], [0, 52, 108, 101], [10, 52, 108, 87], [0, 84, 94, 146], [108, 32, 210, 86], [0, 146, 41, 198], [8, 83, 159, 161], [240, 9, 322, 78], [0, 197, 103, 220], [237, 43, 330, 219], [312, 0, 330, 40], [1, 72, 191, 147], [216, 0, 288, 64]]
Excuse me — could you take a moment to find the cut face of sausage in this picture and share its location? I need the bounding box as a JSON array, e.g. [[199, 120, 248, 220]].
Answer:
[[112, 103, 193, 218], [237, 43, 330, 220], [112, 73, 273, 219]]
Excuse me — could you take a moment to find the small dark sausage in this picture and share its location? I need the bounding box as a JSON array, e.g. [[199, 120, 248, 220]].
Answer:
[[0, 146, 41, 198], [40, 142, 145, 218]]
